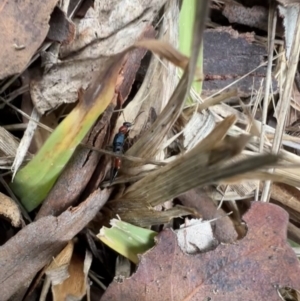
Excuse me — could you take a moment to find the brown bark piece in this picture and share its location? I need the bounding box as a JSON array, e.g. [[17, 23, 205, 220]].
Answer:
[[118, 27, 156, 103], [178, 188, 238, 243], [203, 27, 278, 97], [0, 0, 59, 79], [102, 202, 300, 301], [47, 6, 76, 44], [0, 189, 110, 301]]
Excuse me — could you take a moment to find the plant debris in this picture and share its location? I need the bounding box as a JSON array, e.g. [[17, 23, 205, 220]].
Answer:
[[102, 202, 300, 301], [0, 0, 59, 79], [1, 0, 300, 300]]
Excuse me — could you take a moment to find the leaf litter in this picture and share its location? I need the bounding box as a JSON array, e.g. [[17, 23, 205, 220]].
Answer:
[[102, 202, 300, 301], [0, 0, 300, 300]]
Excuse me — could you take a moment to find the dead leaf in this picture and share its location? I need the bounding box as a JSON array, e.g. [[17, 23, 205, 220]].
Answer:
[[101, 202, 300, 301], [0, 189, 109, 300], [40, 241, 74, 301], [0, 0, 58, 79], [52, 250, 92, 301], [31, 0, 166, 114], [0, 192, 23, 227], [48, 241, 74, 273], [183, 112, 216, 151], [120, 0, 209, 171], [122, 0, 179, 143]]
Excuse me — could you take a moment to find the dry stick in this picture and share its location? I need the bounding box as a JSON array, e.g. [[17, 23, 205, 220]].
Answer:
[[261, 10, 300, 202], [258, 3, 277, 202]]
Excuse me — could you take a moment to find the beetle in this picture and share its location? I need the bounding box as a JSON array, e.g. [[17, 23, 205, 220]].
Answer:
[[110, 122, 133, 183]]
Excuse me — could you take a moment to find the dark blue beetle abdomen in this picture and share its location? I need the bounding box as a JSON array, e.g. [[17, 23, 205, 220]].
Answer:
[[113, 132, 125, 153]]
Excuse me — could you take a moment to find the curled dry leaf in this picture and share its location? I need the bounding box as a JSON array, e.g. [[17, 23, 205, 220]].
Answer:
[[183, 112, 216, 151], [0, 0, 58, 79], [101, 202, 300, 301], [269, 183, 300, 214], [0, 192, 24, 228], [52, 250, 92, 301]]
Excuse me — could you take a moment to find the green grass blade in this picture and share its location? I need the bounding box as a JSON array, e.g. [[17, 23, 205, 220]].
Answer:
[[179, 0, 203, 100], [11, 55, 124, 211], [98, 219, 157, 264]]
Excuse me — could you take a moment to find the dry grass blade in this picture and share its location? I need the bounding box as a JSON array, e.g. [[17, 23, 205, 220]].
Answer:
[[11, 108, 40, 179], [123, 152, 279, 208], [261, 8, 300, 202], [109, 153, 279, 225], [107, 118, 280, 226], [132, 39, 189, 70], [221, 171, 285, 185], [106, 203, 199, 228], [196, 89, 238, 112], [208, 134, 251, 165], [122, 0, 210, 167], [123, 115, 238, 197], [195, 115, 237, 153]]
